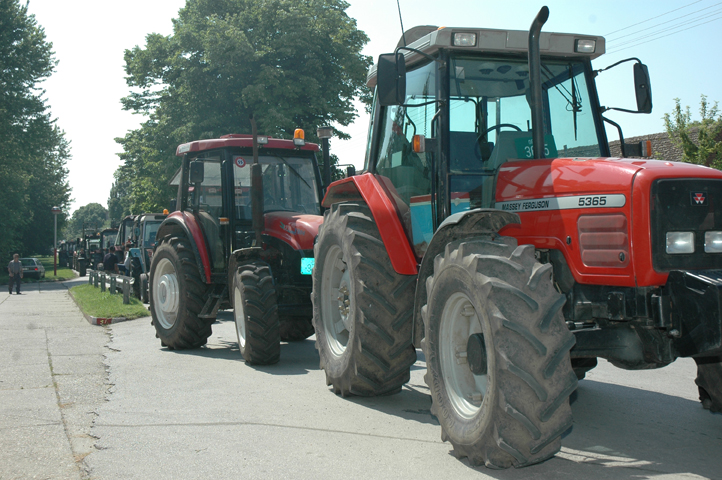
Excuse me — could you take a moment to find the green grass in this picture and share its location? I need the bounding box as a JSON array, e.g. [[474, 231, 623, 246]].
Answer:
[[69, 284, 150, 320], [0, 255, 76, 285]]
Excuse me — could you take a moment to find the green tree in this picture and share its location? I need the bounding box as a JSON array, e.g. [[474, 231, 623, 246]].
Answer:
[[108, 177, 133, 224], [0, 0, 71, 257], [116, 0, 371, 213], [664, 95, 722, 169], [62, 203, 109, 242]]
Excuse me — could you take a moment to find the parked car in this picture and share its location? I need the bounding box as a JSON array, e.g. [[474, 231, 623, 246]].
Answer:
[[20, 258, 45, 279]]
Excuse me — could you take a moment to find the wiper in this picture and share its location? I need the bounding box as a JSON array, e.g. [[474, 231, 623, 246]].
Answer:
[[267, 154, 313, 191]]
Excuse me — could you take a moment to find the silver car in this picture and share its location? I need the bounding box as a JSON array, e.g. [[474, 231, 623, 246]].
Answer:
[[20, 258, 45, 279]]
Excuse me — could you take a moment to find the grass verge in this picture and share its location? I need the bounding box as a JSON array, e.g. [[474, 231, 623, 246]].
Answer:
[[1, 255, 76, 285], [70, 284, 150, 320]]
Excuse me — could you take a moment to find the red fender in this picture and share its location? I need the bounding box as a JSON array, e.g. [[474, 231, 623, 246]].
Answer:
[[323, 173, 418, 275], [159, 211, 213, 283]]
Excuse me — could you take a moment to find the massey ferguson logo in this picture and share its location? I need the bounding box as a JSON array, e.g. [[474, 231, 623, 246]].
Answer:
[[691, 192, 708, 205]]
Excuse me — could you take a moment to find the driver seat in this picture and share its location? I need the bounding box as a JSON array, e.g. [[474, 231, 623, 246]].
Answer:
[[486, 131, 533, 170]]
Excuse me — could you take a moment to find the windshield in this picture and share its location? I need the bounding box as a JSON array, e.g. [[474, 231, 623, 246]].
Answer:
[[233, 153, 320, 218], [448, 55, 601, 170], [144, 221, 162, 247]]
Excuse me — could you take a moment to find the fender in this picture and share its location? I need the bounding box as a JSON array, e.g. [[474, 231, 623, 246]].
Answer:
[[156, 211, 212, 283], [323, 173, 418, 275], [411, 209, 520, 346]]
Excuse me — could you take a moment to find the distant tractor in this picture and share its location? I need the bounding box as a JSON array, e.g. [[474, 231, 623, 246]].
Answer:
[[128, 212, 166, 302], [311, 8, 722, 469], [149, 130, 324, 363]]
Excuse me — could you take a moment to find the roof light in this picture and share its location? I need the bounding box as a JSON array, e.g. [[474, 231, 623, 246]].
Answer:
[[317, 126, 333, 139], [294, 128, 305, 146], [178, 143, 191, 153], [575, 39, 596, 54], [453, 32, 477, 47], [257, 136, 268, 145]]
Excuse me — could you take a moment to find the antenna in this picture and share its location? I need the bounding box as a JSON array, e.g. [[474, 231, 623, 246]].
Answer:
[[397, 0, 407, 47]]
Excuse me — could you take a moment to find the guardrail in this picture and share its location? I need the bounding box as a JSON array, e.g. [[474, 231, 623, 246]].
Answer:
[[87, 269, 134, 304]]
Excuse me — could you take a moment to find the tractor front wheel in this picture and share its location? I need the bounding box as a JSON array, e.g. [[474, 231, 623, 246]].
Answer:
[[423, 236, 577, 469], [695, 356, 722, 413], [233, 262, 280, 365], [150, 236, 212, 349], [312, 203, 416, 396]]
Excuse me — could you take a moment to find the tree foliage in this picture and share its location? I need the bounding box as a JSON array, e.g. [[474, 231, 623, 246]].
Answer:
[[0, 0, 71, 257], [62, 203, 109, 241], [115, 0, 371, 213], [664, 95, 722, 169]]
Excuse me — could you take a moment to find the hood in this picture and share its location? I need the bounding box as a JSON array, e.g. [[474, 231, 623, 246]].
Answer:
[[263, 212, 323, 251]]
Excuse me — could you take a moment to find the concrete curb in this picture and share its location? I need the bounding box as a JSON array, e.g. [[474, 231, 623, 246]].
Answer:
[[67, 286, 137, 326]]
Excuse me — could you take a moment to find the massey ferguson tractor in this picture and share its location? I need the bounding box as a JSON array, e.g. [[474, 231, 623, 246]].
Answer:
[[149, 129, 324, 364], [311, 7, 722, 469]]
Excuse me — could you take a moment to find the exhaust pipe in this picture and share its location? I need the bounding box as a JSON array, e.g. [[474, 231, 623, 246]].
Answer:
[[528, 6, 549, 159]]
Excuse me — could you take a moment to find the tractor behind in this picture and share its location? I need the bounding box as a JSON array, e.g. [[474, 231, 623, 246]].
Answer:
[[149, 130, 324, 363]]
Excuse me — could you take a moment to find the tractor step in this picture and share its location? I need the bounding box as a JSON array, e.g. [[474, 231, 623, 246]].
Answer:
[[199, 285, 227, 319]]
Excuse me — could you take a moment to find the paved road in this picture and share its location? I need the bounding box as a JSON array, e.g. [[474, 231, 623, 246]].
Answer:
[[2, 279, 721, 479]]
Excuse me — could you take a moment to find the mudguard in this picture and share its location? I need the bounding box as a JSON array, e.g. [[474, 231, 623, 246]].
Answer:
[[322, 173, 418, 275], [156, 211, 212, 283], [411, 209, 520, 346]]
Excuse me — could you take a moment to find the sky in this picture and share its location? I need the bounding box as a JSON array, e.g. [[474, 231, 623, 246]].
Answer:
[[25, 0, 722, 214]]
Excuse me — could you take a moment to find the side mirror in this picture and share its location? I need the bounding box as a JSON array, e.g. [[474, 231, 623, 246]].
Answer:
[[377, 52, 406, 106], [346, 165, 356, 177], [169, 198, 177, 212], [634, 63, 652, 114], [189, 161, 204, 183]]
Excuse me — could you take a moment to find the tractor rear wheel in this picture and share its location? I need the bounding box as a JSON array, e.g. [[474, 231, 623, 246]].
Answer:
[[150, 236, 213, 349], [422, 236, 577, 469], [280, 316, 314, 342], [233, 262, 280, 364], [312, 203, 416, 396], [79, 260, 86, 277], [695, 356, 722, 413]]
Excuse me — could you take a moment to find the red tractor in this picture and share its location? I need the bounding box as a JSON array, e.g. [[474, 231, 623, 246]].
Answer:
[[312, 8, 722, 469], [149, 129, 324, 364]]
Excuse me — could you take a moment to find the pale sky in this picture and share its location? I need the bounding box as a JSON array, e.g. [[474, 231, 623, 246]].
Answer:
[[26, 0, 722, 214]]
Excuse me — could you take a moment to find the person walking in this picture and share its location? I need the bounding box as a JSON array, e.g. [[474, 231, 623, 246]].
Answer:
[[102, 248, 119, 274], [7, 254, 23, 294]]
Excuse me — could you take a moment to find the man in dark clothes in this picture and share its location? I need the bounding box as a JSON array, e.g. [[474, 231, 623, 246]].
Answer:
[[102, 249, 119, 273], [7, 253, 23, 294]]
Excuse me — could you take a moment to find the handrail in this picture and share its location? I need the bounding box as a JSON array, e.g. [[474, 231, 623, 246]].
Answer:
[[87, 269, 134, 304]]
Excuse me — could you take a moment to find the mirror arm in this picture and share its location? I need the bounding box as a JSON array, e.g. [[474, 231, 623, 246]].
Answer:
[[595, 57, 643, 75], [602, 115, 627, 157]]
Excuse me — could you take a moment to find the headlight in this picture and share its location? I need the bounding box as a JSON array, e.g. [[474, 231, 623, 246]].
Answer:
[[666, 232, 694, 254], [453, 32, 477, 47], [705, 231, 722, 253]]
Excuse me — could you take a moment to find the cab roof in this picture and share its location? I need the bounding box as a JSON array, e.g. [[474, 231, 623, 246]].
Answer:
[[176, 134, 320, 157], [367, 25, 606, 87]]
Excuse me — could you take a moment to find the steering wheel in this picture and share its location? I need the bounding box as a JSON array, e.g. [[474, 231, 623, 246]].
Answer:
[[475, 124, 523, 162]]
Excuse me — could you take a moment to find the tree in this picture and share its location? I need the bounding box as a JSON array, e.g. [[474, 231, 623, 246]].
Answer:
[[0, 0, 71, 257], [62, 203, 109, 242], [115, 0, 371, 213], [664, 95, 722, 169], [108, 176, 133, 224]]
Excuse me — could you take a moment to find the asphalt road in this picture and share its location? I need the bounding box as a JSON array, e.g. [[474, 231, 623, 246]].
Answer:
[[1, 279, 721, 479]]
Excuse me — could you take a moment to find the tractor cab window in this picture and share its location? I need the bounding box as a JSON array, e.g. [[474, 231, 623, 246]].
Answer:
[[447, 55, 603, 211], [374, 60, 436, 256], [232, 152, 321, 221]]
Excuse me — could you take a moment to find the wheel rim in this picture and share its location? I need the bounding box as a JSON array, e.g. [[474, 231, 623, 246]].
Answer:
[[153, 257, 179, 330], [234, 286, 246, 349], [320, 244, 351, 358], [440, 292, 488, 419]]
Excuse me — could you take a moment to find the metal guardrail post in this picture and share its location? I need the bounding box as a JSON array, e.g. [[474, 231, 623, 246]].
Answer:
[[109, 275, 116, 295], [88, 270, 93, 285], [100, 273, 106, 292], [122, 278, 130, 304], [93, 271, 99, 288]]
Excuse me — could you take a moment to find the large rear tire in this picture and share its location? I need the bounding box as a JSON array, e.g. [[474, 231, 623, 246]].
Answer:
[[150, 236, 213, 349], [233, 262, 280, 365], [422, 236, 577, 469], [140, 273, 149, 304], [312, 203, 416, 396], [695, 356, 722, 413]]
